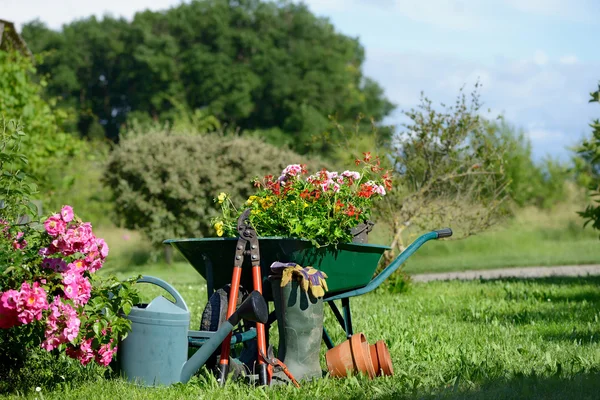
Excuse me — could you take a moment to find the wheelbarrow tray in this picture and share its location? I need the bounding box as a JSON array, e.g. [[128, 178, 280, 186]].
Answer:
[[164, 237, 391, 301]]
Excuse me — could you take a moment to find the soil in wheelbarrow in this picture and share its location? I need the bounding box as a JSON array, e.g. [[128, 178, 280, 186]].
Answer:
[[164, 237, 390, 301]]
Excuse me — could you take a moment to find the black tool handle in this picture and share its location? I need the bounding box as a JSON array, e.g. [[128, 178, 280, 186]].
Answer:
[[435, 228, 453, 239]]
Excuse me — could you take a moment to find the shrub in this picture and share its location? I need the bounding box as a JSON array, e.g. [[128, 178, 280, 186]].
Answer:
[[104, 131, 327, 246], [575, 83, 600, 232]]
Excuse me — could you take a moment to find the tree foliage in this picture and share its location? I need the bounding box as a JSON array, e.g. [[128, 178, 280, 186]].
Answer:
[[575, 83, 600, 232], [376, 85, 510, 260], [488, 120, 568, 209], [21, 0, 395, 155], [0, 43, 111, 221], [104, 128, 329, 246], [0, 118, 37, 222]]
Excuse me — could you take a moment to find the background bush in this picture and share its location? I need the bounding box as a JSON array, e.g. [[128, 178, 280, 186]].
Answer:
[[104, 130, 329, 246]]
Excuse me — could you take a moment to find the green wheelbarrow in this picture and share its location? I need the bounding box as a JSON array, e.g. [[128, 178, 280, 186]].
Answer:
[[164, 228, 452, 350]]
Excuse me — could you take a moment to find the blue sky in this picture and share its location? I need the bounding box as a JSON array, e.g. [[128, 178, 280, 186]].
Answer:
[[3, 0, 599, 160]]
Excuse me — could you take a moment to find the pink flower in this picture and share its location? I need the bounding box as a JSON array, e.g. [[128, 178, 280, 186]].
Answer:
[[12, 232, 27, 249], [96, 238, 109, 259], [16, 282, 49, 324], [62, 272, 92, 306], [341, 170, 361, 180], [0, 290, 20, 329], [44, 215, 66, 236], [66, 259, 87, 274], [42, 257, 68, 272], [87, 258, 103, 273], [60, 205, 74, 223], [41, 297, 80, 351], [66, 338, 94, 365], [95, 341, 117, 366], [364, 181, 386, 196]]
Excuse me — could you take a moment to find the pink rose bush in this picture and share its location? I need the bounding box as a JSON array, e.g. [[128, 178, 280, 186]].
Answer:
[[0, 205, 139, 369]]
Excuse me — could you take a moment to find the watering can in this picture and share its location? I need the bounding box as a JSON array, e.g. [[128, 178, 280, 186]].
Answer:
[[119, 276, 268, 386]]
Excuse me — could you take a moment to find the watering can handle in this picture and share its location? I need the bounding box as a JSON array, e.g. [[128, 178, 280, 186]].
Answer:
[[137, 275, 189, 312]]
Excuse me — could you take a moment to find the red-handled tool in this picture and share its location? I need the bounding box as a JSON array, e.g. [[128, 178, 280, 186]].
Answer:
[[218, 209, 269, 386]]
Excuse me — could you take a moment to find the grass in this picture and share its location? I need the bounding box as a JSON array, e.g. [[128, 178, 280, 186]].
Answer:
[[7, 195, 598, 398], [7, 273, 600, 399], [396, 199, 600, 274]]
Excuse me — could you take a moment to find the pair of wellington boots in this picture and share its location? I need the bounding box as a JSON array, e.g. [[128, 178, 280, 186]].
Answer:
[[271, 277, 324, 382]]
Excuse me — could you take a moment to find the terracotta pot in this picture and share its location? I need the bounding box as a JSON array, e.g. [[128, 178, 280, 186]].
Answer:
[[369, 340, 394, 376], [325, 333, 374, 379]]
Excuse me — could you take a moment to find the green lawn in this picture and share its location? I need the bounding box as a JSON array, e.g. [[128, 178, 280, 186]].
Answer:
[[12, 197, 598, 398], [395, 202, 600, 274], [8, 266, 600, 399]]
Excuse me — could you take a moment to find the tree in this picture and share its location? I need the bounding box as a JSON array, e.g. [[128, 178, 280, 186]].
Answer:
[[376, 85, 510, 262], [575, 83, 600, 232], [21, 0, 394, 156], [0, 40, 110, 222]]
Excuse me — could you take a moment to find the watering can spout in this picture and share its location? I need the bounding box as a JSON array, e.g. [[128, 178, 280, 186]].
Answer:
[[179, 291, 268, 383]]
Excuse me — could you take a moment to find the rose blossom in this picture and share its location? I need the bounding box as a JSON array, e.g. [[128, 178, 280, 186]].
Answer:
[[44, 215, 66, 236], [16, 282, 49, 324], [95, 340, 117, 366], [66, 338, 94, 366], [41, 297, 80, 351], [0, 290, 20, 329], [60, 205, 74, 223]]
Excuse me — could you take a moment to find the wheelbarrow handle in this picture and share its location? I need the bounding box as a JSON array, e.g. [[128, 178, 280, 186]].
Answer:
[[435, 228, 453, 239], [324, 228, 452, 302]]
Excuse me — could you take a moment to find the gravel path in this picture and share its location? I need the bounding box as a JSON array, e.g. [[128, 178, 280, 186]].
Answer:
[[411, 264, 600, 282]]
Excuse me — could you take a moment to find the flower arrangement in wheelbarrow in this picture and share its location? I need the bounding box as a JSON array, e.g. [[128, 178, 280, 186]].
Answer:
[[212, 152, 392, 246], [0, 205, 140, 373]]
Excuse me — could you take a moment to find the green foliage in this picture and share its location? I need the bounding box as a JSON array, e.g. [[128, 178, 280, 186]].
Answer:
[[0, 118, 38, 222], [0, 45, 110, 222], [575, 83, 600, 233], [488, 120, 568, 209], [213, 159, 391, 246], [21, 0, 394, 155], [104, 129, 328, 247], [0, 47, 82, 195], [375, 85, 509, 262]]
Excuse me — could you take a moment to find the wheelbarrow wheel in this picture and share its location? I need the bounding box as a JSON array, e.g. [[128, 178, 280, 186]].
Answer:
[[200, 284, 257, 372]]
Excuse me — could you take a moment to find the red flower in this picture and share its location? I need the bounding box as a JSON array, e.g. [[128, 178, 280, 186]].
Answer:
[[357, 183, 375, 199]]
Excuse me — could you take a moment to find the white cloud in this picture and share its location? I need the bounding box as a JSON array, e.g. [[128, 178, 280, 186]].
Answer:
[[1, 0, 184, 29], [526, 127, 565, 141], [502, 0, 599, 21], [533, 50, 549, 66], [559, 55, 579, 65], [364, 49, 599, 159], [390, 0, 486, 30]]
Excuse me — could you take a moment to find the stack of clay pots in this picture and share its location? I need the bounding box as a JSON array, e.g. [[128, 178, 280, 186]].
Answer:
[[325, 332, 394, 379]]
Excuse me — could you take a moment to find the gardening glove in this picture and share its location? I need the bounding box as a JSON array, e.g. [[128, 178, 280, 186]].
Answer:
[[270, 262, 328, 298], [270, 262, 299, 287], [299, 267, 328, 298]]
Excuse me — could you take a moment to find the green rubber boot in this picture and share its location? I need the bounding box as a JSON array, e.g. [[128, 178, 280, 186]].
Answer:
[[271, 277, 324, 382]]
